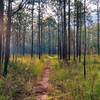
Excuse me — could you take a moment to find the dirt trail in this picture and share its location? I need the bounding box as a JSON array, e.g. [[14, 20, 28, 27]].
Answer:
[[35, 61, 51, 100]]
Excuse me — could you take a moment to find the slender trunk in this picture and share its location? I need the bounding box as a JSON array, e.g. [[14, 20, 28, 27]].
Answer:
[[16, 14, 19, 58], [76, 1, 79, 58], [40, 12, 43, 55], [58, 11, 60, 59], [73, 0, 76, 61], [83, 0, 86, 79], [2, 31, 5, 63], [0, 0, 4, 64], [3, 0, 12, 76], [97, 1, 99, 55], [12, 33, 15, 62], [68, 0, 71, 60], [79, 6, 82, 62], [18, 16, 21, 56], [23, 25, 26, 56], [38, 0, 41, 59], [61, 1, 64, 59], [57, 4, 61, 59], [63, 0, 67, 60], [31, 1, 34, 57], [48, 25, 51, 55]]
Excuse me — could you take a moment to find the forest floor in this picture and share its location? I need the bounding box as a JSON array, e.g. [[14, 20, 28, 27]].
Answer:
[[0, 55, 100, 100], [35, 61, 52, 100]]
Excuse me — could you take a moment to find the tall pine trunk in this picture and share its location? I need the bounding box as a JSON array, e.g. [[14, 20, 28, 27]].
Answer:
[[79, 5, 82, 62], [68, 0, 71, 60], [76, 1, 79, 58], [23, 25, 26, 56], [0, 0, 4, 64], [38, 0, 41, 59], [63, 0, 67, 60], [3, 0, 11, 76], [31, 1, 34, 58], [73, 0, 76, 61], [97, 0, 100, 55], [83, 0, 86, 79]]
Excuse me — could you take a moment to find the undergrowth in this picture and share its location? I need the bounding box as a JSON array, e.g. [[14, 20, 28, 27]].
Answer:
[[0, 56, 45, 100], [0, 55, 100, 100], [49, 55, 100, 100]]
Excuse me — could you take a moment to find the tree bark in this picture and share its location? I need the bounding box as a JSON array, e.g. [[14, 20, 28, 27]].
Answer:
[[0, 0, 4, 64], [83, 0, 86, 79], [97, 0, 100, 55], [68, 0, 71, 60], [31, 0, 35, 57], [3, 0, 12, 76], [38, 0, 41, 59], [63, 0, 67, 60]]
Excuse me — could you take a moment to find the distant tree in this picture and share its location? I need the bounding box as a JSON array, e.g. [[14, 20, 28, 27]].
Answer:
[[44, 16, 56, 55], [31, 0, 35, 58]]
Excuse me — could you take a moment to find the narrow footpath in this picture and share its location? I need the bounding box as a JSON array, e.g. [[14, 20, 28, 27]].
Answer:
[[35, 61, 51, 100]]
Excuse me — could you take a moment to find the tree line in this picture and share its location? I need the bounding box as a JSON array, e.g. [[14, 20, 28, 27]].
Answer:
[[0, 0, 99, 79]]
